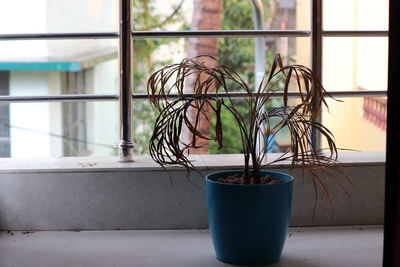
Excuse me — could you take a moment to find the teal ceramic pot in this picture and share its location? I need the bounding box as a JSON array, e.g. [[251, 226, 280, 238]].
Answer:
[[205, 170, 293, 265]]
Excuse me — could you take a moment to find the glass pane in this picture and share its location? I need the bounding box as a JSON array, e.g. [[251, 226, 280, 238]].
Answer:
[[323, 37, 388, 91], [132, 0, 310, 31], [323, 0, 388, 30], [0, 0, 118, 34], [0, 101, 118, 158], [132, 36, 310, 155], [0, 40, 118, 95], [322, 97, 386, 152]]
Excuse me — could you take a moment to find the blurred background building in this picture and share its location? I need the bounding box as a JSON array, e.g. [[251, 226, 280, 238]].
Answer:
[[0, 0, 119, 157]]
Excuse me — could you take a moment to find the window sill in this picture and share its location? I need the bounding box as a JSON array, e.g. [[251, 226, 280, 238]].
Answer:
[[0, 226, 383, 267], [0, 151, 385, 174], [0, 151, 385, 229]]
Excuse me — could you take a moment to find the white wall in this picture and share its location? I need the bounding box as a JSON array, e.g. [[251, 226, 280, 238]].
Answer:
[[9, 71, 51, 157], [0, 0, 118, 59], [48, 72, 63, 157], [1, 0, 119, 158], [0, 0, 48, 59], [86, 59, 119, 156], [45, 0, 118, 59]]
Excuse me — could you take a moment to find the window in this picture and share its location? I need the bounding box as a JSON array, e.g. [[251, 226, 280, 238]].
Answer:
[[0, 0, 388, 160], [0, 0, 119, 158], [321, 0, 388, 151]]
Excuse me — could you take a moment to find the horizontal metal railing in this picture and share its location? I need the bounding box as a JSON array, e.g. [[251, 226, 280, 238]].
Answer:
[[0, 94, 118, 103], [0, 90, 387, 103], [131, 90, 388, 100], [131, 30, 311, 38], [0, 32, 119, 40], [0, 30, 311, 41], [0, 30, 389, 41], [323, 30, 388, 37]]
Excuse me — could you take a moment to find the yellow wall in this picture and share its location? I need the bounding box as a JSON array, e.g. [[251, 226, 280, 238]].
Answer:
[[295, 0, 387, 151]]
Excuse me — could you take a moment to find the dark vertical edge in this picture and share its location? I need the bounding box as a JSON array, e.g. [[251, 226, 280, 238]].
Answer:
[[0, 71, 11, 157], [60, 72, 70, 156], [311, 0, 322, 148], [118, 0, 135, 161], [383, 0, 400, 266]]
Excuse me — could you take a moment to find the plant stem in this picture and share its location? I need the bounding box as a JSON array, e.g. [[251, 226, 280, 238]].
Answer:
[[244, 154, 250, 184], [251, 151, 261, 184]]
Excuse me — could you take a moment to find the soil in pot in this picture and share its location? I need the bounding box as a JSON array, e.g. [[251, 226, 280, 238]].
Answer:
[[216, 174, 284, 185]]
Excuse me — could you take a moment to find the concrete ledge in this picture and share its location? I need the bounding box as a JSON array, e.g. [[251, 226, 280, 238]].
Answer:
[[0, 226, 383, 267], [0, 152, 385, 230], [0, 151, 385, 173]]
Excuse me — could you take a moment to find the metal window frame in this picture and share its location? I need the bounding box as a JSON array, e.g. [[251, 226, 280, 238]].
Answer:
[[0, 90, 387, 103], [0, 29, 389, 40], [0, 32, 119, 40], [0, 0, 389, 162], [117, 0, 134, 162], [0, 30, 388, 40], [384, 0, 400, 265], [311, 0, 323, 148]]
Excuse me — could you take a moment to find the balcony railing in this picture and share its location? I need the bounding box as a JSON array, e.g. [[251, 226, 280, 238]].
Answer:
[[363, 97, 387, 131]]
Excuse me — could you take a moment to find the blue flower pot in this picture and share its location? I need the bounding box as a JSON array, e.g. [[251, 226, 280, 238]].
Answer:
[[205, 170, 293, 265]]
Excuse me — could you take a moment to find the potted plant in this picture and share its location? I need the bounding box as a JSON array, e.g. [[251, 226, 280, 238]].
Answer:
[[147, 54, 340, 265]]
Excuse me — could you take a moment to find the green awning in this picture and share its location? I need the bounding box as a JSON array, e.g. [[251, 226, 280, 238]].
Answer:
[[0, 48, 117, 72], [0, 61, 81, 72]]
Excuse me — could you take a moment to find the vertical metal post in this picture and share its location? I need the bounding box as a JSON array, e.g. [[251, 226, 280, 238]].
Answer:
[[250, 0, 265, 156], [311, 0, 322, 148], [117, 0, 135, 161], [251, 0, 265, 88]]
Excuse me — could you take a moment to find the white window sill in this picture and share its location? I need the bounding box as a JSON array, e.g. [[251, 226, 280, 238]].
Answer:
[[0, 226, 383, 267], [0, 151, 385, 174]]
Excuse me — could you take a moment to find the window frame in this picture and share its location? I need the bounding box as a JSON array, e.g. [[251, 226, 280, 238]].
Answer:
[[0, 0, 388, 161]]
